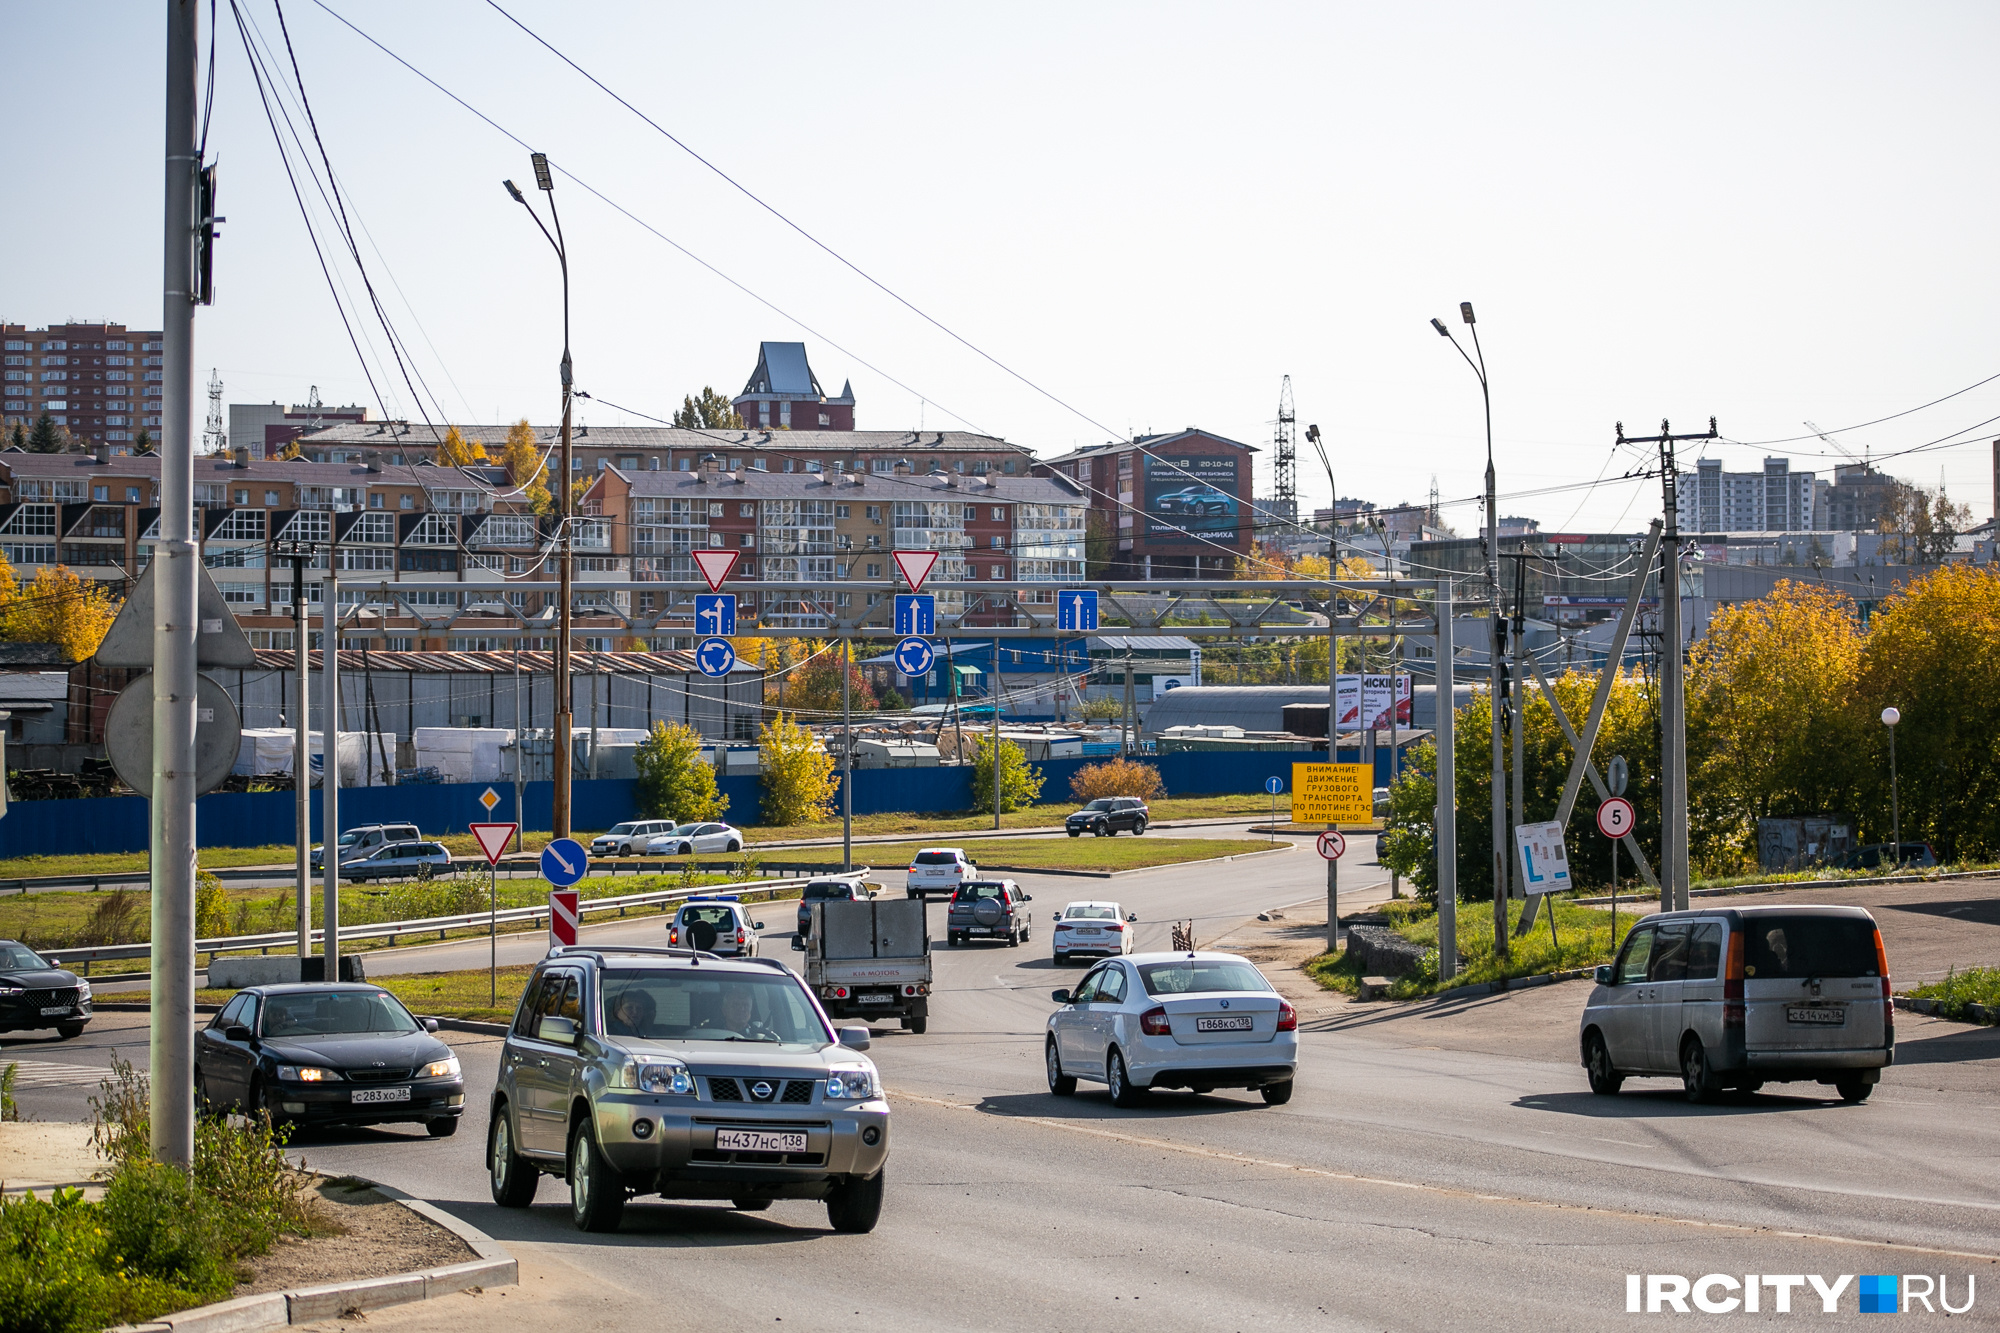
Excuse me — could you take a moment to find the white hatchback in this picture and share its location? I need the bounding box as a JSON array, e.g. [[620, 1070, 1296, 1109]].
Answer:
[[1045, 951, 1297, 1107], [1052, 901, 1138, 963]]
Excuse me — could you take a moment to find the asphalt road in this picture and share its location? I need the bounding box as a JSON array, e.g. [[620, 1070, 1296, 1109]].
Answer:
[[14, 849, 1999, 1331]]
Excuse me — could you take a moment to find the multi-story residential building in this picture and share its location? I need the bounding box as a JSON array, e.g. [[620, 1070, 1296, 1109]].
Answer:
[[1035, 428, 1257, 578], [1816, 462, 1899, 534], [1677, 456, 1818, 534], [732, 341, 855, 430], [1, 322, 165, 448]]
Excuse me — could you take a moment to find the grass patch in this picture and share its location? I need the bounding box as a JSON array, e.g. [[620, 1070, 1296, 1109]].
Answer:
[[1904, 966, 2000, 1021], [1305, 896, 1623, 1001], [741, 793, 1290, 844], [855, 835, 1274, 874], [116, 966, 549, 1025]]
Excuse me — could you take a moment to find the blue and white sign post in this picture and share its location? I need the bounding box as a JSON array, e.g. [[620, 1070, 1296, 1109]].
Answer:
[[695, 637, 736, 678], [894, 636, 935, 679], [1057, 588, 1099, 632], [893, 594, 935, 637], [540, 837, 587, 887], [694, 593, 737, 638], [1265, 775, 1284, 843]]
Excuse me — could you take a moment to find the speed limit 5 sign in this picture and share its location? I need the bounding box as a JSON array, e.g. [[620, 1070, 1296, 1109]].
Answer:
[[1596, 797, 1635, 839]]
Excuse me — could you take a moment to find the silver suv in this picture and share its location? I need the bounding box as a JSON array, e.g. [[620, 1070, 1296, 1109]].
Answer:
[[1580, 905, 1894, 1104], [486, 945, 889, 1233]]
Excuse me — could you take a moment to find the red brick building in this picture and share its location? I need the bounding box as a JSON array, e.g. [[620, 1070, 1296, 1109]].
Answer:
[[1036, 428, 1258, 578]]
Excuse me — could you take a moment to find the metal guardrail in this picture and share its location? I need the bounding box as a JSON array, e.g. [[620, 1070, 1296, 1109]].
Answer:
[[0, 854, 801, 895], [41, 869, 872, 973]]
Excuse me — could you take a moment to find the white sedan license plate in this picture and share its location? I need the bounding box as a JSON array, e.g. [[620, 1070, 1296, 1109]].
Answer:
[[716, 1128, 807, 1153], [1075, 928, 1102, 936], [40, 1005, 71, 1016], [1787, 1004, 1846, 1025], [350, 1086, 411, 1104], [1195, 1015, 1253, 1032]]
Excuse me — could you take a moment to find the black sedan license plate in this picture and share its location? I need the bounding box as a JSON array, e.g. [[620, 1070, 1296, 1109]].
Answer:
[[716, 1128, 807, 1153], [1787, 1004, 1846, 1025], [351, 1086, 411, 1103], [1195, 1015, 1253, 1032]]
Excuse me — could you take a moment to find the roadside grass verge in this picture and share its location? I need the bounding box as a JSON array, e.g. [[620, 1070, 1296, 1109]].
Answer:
[[117, 967, 540, 1026], [743, 793, 1286, 843], [1904, 966, 2000, 1020], [1305, 896, 1624, 1001], [852, 836, 1275, 874]]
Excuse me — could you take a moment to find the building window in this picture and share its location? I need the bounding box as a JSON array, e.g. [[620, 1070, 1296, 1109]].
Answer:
[[264, 489, 280, 505], [740, 502, 754, 518], [866, 562, 881, 578], [991, 535, 1003, 548], [401, 494, 414, 509], [369, 493, 383, 509]]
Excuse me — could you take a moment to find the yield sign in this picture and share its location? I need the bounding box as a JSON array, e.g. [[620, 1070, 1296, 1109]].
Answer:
[[692, 549, 741, 592], [470, 822, 518, 866], [893, 549, 940, 591]]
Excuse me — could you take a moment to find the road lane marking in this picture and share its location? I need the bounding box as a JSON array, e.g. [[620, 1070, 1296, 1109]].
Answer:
[[889, 1090, 2000, 1263], [0, 1059, 115, 1088]]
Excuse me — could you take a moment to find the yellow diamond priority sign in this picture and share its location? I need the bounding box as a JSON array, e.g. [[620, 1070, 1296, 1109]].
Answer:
[[1291, 762, 1373, 825], [480, 787, 501, 813]]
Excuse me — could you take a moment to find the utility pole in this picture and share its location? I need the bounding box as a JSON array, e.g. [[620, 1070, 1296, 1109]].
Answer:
[[322, 572, 340, 978], [841, 637, 852, 872], [275, 547, 311, 958], [151, 0, 200, 1169], [1434, 577, 1457, 978], [1616, 417, 1716, 913], [991, 639, 1003, 831]]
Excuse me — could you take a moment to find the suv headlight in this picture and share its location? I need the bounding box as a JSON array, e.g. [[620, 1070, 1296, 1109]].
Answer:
[[75, 980, 91, 1000], [276, 1065, 341, 1082], [423, 1056, 460, 1079], [825, 1064, 879, 1101], [620, 1060, 694, 1096]]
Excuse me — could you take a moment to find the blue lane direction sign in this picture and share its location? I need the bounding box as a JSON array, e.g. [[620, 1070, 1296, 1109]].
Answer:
[[1266, 775, 1284, 796], [894, 593, 935, 637], [894, 636, 935, 677], [694, 593, 737, 637], [1057, 588, 1099, 632], [695, 637, 737, 678], [540, 837, 588, 887]]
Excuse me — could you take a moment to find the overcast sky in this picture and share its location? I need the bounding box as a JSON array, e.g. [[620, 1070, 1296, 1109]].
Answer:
[[5, 1, 1997, 532]]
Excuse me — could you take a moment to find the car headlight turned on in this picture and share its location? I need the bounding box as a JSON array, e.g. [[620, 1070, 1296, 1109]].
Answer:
[[423, 1056, 461, 1079], [277, 1065, 342, 1082], [825, 1065, 879, 1101], [620, 1060, 694, 1095]]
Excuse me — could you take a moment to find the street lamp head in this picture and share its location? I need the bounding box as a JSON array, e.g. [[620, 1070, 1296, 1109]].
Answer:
[[1305, 424, 1320, 443], [1459, 302, 1476, 325], [503, 179, 525, 203], [531, 152, 555, 191], [1430, 318, 1450, 337], [1882, 706, 1901, 727]]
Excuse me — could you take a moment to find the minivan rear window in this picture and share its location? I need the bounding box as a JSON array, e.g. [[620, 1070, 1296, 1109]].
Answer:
[[1744, 915, 1879, 979]]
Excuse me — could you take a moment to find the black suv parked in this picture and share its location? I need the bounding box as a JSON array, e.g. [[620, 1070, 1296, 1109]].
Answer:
[[0, 940, 91, 1038], [1066, 797, 1149, 837]]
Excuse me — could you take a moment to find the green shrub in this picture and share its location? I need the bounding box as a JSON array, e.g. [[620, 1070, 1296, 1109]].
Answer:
[[101, 1161, 236, 1300], [194, 870, 229, 939], [972, 736, 1044, 814], [1906, 966, 2000, 1021], [634, 721, 727, 822]]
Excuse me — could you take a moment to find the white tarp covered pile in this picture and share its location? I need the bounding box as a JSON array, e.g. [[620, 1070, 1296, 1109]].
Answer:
[[232, 730, 396, 786], [413, 727, 516, 784]]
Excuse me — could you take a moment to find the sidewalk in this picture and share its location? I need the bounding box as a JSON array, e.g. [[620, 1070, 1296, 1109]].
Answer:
[[0, 1121, 102, 1196]]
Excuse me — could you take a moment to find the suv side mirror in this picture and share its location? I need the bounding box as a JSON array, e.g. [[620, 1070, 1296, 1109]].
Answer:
[[1594, 964, 1615, 986], [837, 1026, 871, 1051], [1021, 893, 1033, 902], [537, 1015, 578, 1044]]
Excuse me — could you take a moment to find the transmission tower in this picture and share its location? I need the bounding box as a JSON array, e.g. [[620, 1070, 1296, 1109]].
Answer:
[[1272, 375, 1297, 523], [1428, 475, 1440, 529], [202, 368, 224, 455]]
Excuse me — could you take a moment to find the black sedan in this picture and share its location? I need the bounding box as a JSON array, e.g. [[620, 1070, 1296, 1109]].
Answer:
[[0, 939, 92, 1039], [194, 984, 465, 1136]]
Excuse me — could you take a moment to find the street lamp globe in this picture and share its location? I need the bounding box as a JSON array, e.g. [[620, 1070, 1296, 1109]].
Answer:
[[1882, 707, 1901, 727]]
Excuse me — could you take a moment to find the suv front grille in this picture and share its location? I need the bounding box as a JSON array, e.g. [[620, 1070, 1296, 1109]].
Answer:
[[708, 1077, 816, 1104], [13, 988, 78, 1008], [346, 1067, 411, 1082]]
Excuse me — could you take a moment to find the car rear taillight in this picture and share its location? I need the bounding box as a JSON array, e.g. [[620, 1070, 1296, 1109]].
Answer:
[[1875, 926, 1894, 1037], [1105, 922, 1124, 932], [1722, 928, 1746, 1029], [1276, 999, 1297, 1032], [833, 986, 850, 999], [1139, 1007, 1171, 1036], [735, 929, 746, 945], [668, 927, 680, 946], [909, 864, 919, 872]]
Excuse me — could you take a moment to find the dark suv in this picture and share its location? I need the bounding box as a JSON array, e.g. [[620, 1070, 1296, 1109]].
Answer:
[[1066, 797, 1150, 837], [797, 878, 872, 937], [947, 879, 1033, 947], [0, 940, 91, 1039]]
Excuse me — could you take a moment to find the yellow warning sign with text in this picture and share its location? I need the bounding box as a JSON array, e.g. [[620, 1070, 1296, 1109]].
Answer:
[[1292, 762, 1374, 825]]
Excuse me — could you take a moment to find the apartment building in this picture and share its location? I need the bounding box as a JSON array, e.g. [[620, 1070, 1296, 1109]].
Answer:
[[732, 341, 855, 430], [1677, 456, 1818, 533], [1, 322, 164, 448], [1036, 427, 1257, 578]]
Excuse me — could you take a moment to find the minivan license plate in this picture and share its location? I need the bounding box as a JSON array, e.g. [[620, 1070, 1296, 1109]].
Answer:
[[351, 1087, 411, 1103], [716, 1129, 807, 1153], [1195, 1015, 1253, 1032], [1787, 1004, 1846, 1025]]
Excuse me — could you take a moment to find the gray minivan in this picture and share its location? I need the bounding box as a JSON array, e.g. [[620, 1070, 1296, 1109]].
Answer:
[[1579, 905, 1893, 1104]]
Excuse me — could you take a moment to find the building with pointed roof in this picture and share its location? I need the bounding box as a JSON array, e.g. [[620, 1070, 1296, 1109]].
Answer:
[[732, 340, 855, 430]]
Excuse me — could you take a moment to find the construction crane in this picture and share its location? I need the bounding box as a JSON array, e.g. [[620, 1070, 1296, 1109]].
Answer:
[[1805, 420, 1867, 471]]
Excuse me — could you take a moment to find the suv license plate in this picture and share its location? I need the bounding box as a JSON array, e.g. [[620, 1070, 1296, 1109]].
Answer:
[[40, 1005, 72, 1016], [716, 1129, 807, 1153], [856, 993, 893, 1004], [1787, 1004, 1847, 1025], [351, 1087, 411, 1104], [1195, 1015, 1253, 1032]]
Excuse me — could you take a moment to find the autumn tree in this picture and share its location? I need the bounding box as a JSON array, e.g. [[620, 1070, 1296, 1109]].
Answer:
[[758, 711, 838, 826], [972, 735, 1044, 813], [673, 387, 743, 431], [785, 647, 877, 718], [2, 565, 121, 660], [1876, 481, 1973, 565], [633, 721, 727, 822], [499, 418, 550, 513], [437, 424, 488, 466]]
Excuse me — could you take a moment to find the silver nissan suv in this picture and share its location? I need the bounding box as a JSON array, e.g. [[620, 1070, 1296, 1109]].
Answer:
[[486, 945, 889, 1233]]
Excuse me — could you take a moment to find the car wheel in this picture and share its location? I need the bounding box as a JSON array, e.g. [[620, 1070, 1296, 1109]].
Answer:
[[732, 1198, 773, 1212], [1260, 1080, 1294, 1106], [1680, 1035, 1722, 1104], [825, 1168, 885, 1234], [1094, 822, 1109, 837], [947, 932, 960, 947], [679, 843, 694, 856], [727, 841, 741, 852], [1006, 926, 1021, 948], [1054, 950, 1069, 965], [568, 1118, 626, 1233], [1107, 1050, 1147, 1108], [193, 1069, 213, 1112], [1583, 1031, 1624, 1096], [56, 1021, 86, 1040], [488, 1106, 539, 1207], [1046, 1040, 1077, 1096], [909, 1012, 928, 1035], [1835, 1079, 1874, 1104], [426, 1116, 460, 1138], [1132, 819, 1147, 835], [248, 1076, 287, 1126]]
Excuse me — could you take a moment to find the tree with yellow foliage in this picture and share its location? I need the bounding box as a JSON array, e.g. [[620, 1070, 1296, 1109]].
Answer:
[[1, 565, 122, 661], [437, 425, 488, 467], [499, 419, 550, 513], [758, 711, 838, 826]]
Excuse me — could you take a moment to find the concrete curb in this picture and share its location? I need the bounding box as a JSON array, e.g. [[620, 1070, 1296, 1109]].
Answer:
[[1893, 994, 1997, 1025], [108, 1178, 516, 1333], [1347, 966, 1599, 1007], [427, 1016, 510, 1037], [1571, 866, 1994, 907]]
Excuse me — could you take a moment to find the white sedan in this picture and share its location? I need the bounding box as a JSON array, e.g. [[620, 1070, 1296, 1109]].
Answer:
[[644, 821, 745, 855], [1045, 951, 1297, 1108], [1052, 901, 1138, 963]]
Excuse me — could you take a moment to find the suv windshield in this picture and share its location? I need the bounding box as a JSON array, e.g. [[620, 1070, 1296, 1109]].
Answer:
[[0, 943, 49, 970], [1745, 916, 1879, 979], [607, 823, 637, 835], [602, 969, 828, 1044], [261, 990, 420, 1037], [1081, 800, 1114, 812], [1138, 959, 1271, 996]]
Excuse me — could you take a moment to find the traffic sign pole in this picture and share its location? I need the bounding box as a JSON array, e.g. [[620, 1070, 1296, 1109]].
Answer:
[[1315, 828, 1349, 952], [470, 820, 518, 1008]]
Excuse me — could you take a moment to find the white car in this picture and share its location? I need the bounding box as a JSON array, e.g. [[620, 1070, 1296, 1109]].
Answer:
[[1052, 901, 1138, 963], [906, 848, 976, 900], [591, 820, 680, 857], [644, 821, 745, 855], [1044, 951, 1298, 1107], [667, 895, 765, 957]]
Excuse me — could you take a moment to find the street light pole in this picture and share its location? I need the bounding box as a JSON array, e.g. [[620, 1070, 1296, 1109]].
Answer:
[[1882, 706, 1902, 871], [505, 154, 575, 839]]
